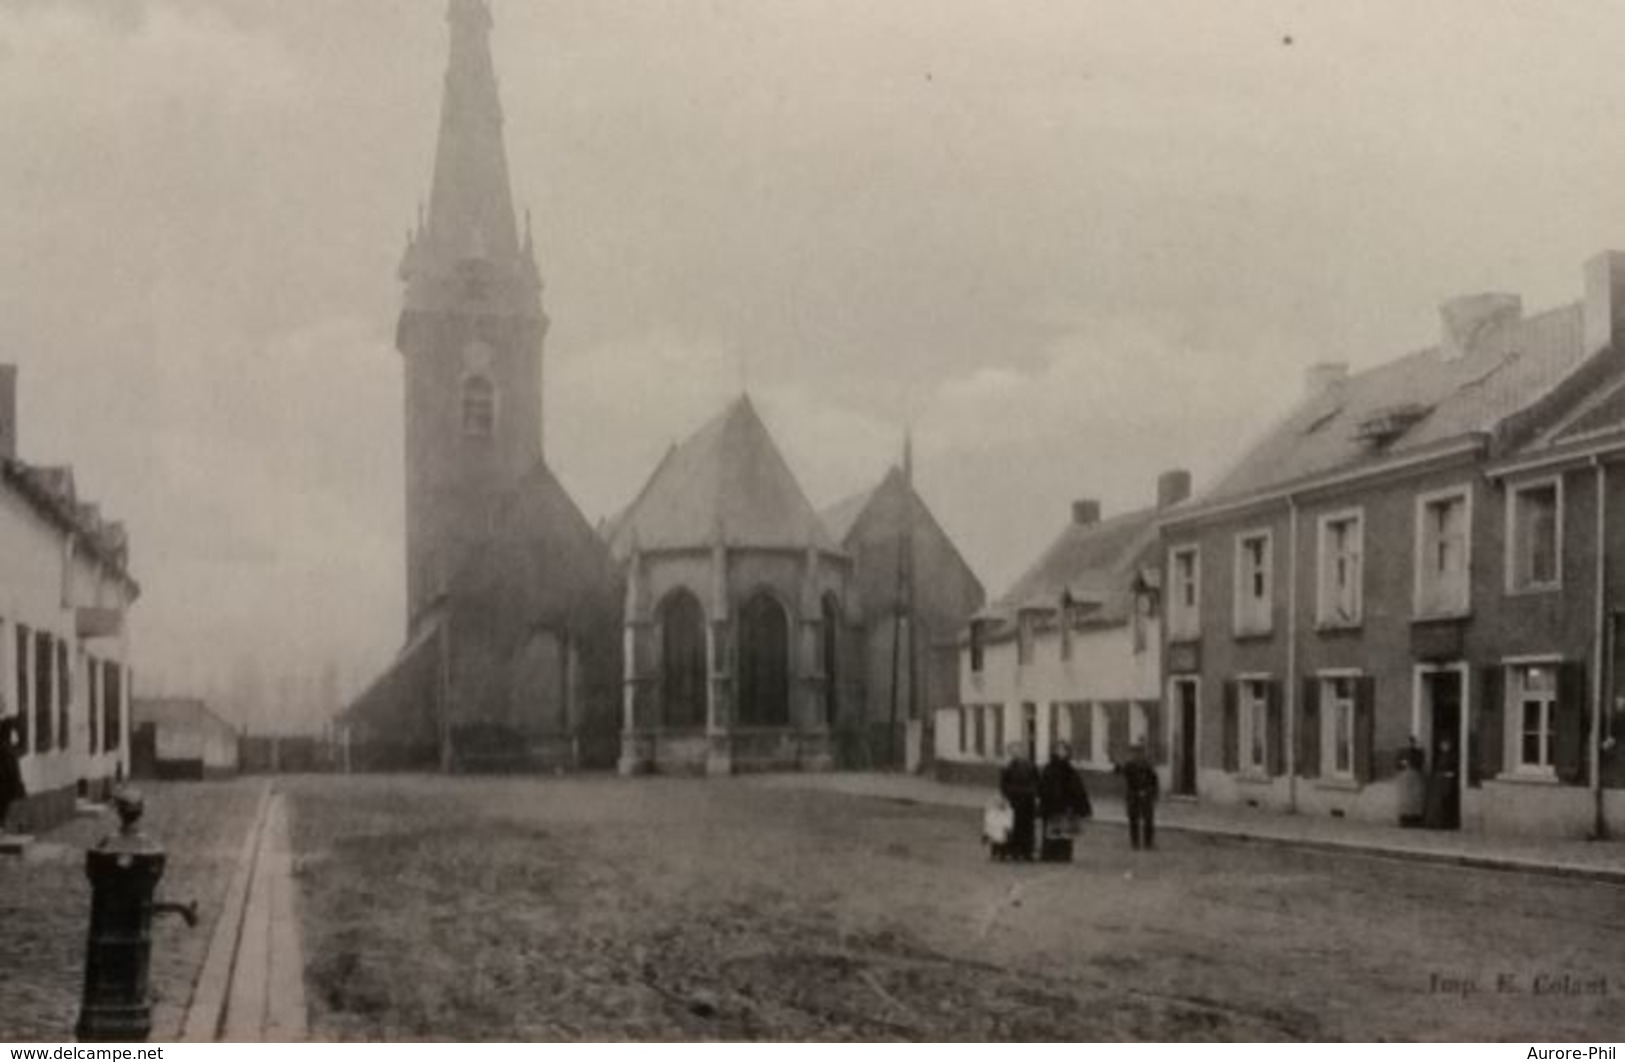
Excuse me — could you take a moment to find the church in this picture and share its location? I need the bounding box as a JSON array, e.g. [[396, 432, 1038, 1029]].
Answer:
[[343, 0, 984, 774]]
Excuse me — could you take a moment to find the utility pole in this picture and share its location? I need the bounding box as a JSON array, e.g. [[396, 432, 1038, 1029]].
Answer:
[[888, 428, 920, 770]]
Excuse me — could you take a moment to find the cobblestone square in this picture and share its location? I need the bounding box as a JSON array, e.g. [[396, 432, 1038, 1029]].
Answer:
[[286, 775, 1625, 1041]]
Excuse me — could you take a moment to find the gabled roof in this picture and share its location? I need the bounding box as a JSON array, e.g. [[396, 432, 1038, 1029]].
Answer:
[[1535, 373, 1625, 449], [608, 394, 837, 558], [1, 458, 137, 592], [453, 457, 620, 626], [132, 697, 235, 734], [1202, 302, 1589, 505], [822, 463, 987, 624], [819, 483, 877, 544], [989, 507, 1160, 623]]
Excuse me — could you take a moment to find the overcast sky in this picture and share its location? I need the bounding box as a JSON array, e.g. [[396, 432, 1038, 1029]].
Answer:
[[5, 0, 1625, 725]]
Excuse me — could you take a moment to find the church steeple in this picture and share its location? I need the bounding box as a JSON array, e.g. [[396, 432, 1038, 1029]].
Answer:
[[402, 0, 539, 308], [429, 0, 516, 262], [396, 0, 547, 627]]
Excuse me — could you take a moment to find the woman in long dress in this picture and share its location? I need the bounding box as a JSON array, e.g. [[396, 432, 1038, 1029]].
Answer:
[[999, 745, 1041, 861], [1037, 741, 1091, 862]]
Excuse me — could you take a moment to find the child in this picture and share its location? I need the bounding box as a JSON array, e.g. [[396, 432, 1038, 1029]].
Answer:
[[982, 798, 1016, 861]]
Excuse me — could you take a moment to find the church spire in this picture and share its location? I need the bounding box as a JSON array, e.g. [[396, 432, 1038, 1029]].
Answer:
[[423, 0, 519, 268]]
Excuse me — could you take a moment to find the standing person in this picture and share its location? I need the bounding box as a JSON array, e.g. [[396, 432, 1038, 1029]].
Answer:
[[1119, 740, 1159, 851], [0, 717, 26, 834], [1397, 736, 1426, 828], [999, 743, 1041, 861], [1423, 736, 1460, 830], [1037, 741, 1091, 862]]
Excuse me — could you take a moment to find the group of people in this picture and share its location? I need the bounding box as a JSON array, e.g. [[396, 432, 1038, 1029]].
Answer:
[[993, 738, 1160, 861], [1397, 735, 1461, 830]]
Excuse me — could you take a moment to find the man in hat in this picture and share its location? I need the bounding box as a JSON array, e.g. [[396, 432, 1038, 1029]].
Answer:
[[1119, 739, 1159, 851]]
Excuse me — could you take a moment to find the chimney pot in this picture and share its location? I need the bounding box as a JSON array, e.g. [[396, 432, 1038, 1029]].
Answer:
[[1071, 499, 1101, 526], [1584, 250, 1625, 356], [1156, 469, 1192, 510]]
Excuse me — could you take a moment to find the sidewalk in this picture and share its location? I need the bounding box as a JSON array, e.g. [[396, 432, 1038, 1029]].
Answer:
[[747, 771, 1625, 884], [181, 784, 308, 1042]]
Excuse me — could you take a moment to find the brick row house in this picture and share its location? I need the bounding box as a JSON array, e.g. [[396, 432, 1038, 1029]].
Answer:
[[937, 471, 1188, 791], [1159, 252, 1625, 838]]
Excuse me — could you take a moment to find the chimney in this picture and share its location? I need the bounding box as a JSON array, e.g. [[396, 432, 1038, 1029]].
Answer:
[[1584, 251, 1625, 356], [1071, 499, 1101, 526], [1439, 292, 1521, 361], [0, 364, 16, 461], [1304, 361, 1348, 399], [1156, 469, 1192, 510]]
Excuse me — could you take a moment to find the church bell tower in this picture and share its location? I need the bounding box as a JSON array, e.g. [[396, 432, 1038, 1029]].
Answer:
[[397, 0, 546, 628]]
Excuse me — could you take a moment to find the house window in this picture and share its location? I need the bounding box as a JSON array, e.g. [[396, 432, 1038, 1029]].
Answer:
[[990, 705, 1005, 759], [1321, 675, 1357, 779], [461, 374, 496, 438], [1059, 596, 1074, 662], [1240, 679, 1270, 775], [973, 705, 986, 756], [103, 661, 122, 752], [1129, 701, 1149, 749], [1168, 546, 1200, 639], [1233, 531, 1272, 635], [1507, 664, 1558, 776], [969, 622, 985, 674], [87, 658, 100, 756], [1416, 488, 1471, 616], [1508, 480, 1560, 592], [958, 707, 968, 754], [1016, 613, 1036, 666], [1317, 510, 1364, 627], [34, 631, 53, 753]]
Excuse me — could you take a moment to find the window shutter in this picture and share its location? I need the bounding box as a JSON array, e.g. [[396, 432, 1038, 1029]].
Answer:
[[1106, 701, 1130, 764], [1299, 678, 1321, 780], [1266, 681, 1285, 777], [1222, 681, 1239, 773], [14, 626, 28, 754], [1145, 700, 1166, 765], [1554, 662, 1589, 786], [57, 640, 69, 752], [1474, 667, 1503, 786], [1354, 675, 1377, 783]]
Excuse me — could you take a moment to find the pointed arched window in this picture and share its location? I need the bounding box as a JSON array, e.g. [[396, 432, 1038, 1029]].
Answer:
[[462, 374, 496, 438]]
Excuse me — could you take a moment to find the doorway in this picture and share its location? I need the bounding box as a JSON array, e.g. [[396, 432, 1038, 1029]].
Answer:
[[1171, 678, 1199, 796], [1417, 666, 1465, 830]]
